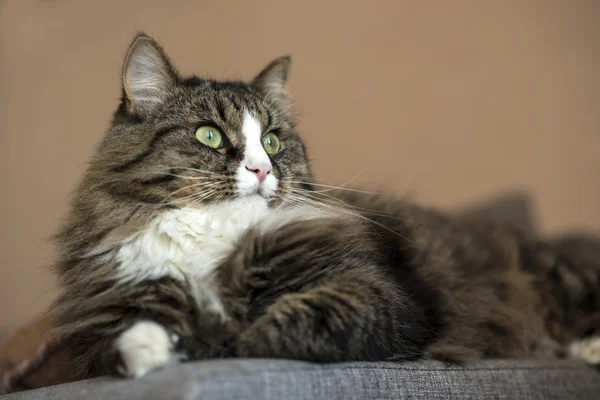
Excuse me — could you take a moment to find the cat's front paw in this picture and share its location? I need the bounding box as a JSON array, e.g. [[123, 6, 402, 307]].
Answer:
[[568, 336, 600, 365], [114, 320, 181, 378]]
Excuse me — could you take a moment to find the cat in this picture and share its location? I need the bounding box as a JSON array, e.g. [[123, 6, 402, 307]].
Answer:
[[51, 33, 600, 379]]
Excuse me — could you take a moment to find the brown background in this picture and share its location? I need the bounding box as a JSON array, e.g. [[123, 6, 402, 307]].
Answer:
[[1, 1, 599, 337]]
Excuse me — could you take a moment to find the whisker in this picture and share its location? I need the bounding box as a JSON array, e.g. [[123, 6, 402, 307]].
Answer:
[[166, 180, 227, 198], [187, 189, 220, 208], [158, 183, 228, 206], [289, 181, 392, 196], [292, 162, 369, 193], [289, 187, 408, 222], [164, 186, 209, 201], [283, 192, 413, 243]]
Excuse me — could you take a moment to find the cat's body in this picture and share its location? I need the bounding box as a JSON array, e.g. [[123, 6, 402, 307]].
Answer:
[[52, 33, 600, 379]]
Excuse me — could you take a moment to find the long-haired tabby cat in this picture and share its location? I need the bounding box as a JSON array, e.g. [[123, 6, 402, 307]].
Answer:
[[52, 33, 600, 379]]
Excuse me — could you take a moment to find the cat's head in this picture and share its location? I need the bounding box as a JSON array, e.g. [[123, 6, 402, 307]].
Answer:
[[87, 33, 312, 209]]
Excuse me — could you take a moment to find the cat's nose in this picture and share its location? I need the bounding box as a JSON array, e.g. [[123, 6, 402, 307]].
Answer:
[[245, 163, 272, 184]]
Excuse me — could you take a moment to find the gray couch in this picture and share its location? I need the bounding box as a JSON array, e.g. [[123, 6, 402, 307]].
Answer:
[[3, 359, 600, 399], [3, 192, 600, 399]]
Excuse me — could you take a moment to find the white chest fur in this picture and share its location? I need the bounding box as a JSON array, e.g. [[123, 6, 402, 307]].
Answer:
[[114, 198, 269, 282], [99, 197, 331, 319]]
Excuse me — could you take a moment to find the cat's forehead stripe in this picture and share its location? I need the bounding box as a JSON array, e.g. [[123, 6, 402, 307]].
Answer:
[[241, 110, 262, 141], [241, 110, 271, 167]]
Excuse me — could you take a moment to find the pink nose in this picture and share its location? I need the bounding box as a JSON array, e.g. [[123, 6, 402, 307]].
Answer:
[[245, 163, 272, 183]]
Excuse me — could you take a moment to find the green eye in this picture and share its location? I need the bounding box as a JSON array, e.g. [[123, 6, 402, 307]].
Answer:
[[195, 126, 223, 149], [262, 132, 281, 155]]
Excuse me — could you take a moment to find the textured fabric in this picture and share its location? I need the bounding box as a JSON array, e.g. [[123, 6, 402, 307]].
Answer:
[[2, 359, 599, 400]]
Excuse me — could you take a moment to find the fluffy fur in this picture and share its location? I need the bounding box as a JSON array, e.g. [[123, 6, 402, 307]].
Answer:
[[52, 33, 600, 379], [114, 320, 179, 377]]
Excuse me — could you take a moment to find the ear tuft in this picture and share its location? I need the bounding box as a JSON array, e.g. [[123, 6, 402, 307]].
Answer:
[[122, 33, 178, 115], [251, 55, 292, 108]]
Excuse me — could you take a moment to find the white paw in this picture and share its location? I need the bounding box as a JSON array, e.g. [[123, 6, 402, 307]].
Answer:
[[568, 336, 600, 364], [114, 321, 178, 378]]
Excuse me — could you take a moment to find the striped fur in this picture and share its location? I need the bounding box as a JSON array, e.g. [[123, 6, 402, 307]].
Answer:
[[52, 33, 600, 379]]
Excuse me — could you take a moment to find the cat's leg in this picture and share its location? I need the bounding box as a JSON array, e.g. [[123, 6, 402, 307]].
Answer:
[[55, 276, 202, 378], [216, 217, 434, 362], [233, 271, 432, 362]]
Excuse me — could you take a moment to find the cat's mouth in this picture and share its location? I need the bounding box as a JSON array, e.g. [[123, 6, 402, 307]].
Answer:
[[234, 189, 269, 202], [238, 183, 276, 200], [254, 187, 273, 200], [234, 168, 278, 200]]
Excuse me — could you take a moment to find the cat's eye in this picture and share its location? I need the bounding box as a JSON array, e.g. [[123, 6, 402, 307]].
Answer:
[[262, 132, 281, 155], [195, 126, 224, 149]]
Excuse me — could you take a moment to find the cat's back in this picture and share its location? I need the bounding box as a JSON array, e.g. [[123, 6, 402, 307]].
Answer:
[[330, 189, 580, 360]]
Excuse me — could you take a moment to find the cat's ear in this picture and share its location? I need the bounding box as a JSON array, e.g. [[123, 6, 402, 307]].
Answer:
[[121, 33, 178, 115], [251, 56, 291, 107]]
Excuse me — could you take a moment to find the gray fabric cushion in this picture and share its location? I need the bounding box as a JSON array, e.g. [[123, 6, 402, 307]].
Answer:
[[3, 359, 599, 400]]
